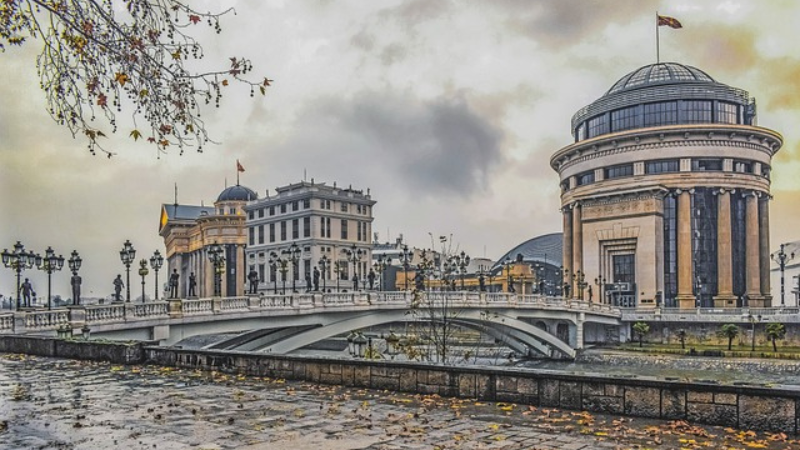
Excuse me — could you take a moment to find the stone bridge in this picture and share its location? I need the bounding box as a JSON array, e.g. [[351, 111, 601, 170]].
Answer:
[[0, 292, 622, 359]]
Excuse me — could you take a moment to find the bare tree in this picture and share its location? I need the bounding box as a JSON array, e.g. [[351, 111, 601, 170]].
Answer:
[[1, 0, 270, 156]]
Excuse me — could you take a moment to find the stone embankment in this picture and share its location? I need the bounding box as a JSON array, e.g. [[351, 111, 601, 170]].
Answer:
[[577, 351, 800, 375]]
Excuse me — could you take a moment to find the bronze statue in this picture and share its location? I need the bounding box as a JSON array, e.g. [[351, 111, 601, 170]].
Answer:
[[312, 266, 320, 291], [71, 273, 82, 305], [248, 269, 259, 294], [113, 275, 124, 302], [169, 269, 179, 298], [20, 278, 33, 307], [188, 272, 197, 297], [367, 269, 376, 290]]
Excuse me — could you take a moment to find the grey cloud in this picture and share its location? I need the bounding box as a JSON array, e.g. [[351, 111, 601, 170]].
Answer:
[[379, 43, 408, 66], [350, 29, 375, 52], [378, 0, 452, 29]]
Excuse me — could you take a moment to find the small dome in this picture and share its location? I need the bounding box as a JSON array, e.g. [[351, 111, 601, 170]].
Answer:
[[491, 232, 563, 271], [606, 62, 715, 95], [217, 185, 258, 202]]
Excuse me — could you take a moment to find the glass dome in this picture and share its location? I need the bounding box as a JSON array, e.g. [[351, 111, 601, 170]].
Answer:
[[606, 63, 715, 95]]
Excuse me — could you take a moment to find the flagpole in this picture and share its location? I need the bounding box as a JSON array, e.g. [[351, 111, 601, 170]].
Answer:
[[236, 160, 240, 186], [656, 12, 660, 63]]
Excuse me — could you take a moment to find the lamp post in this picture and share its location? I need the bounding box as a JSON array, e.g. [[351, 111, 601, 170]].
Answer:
[[149, 250, 164, 301], [36, 246, 65, 310], [208, 242, 225, 297], [119, 240, 136, 302], [344, 244, 364, 291], [68, 250, 82, 305], [746, 313, 762, 352], [270, 251, 289, 295], [594, 276, 606, 304], [334, 260, 345, 292], [138, 259, 149, 303], [443, 257, 457, 291], [452, 251, 470, 291], [268, 256, 278, 295], [400, 244, 412, 291], [504, 258, 513, 293], [575, 270, 587, 301], [771, 243, 795, 307], [319, 255, 330, 292], [373, 254, 391, 291], [283, 243, 302, 293], [2, 241, 37, 310], [417, 251, 433, 291]]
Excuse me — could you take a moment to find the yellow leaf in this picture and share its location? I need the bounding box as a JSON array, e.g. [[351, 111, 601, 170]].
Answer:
[[115, 72, 129, 86], [222, 79, 229, 86], [139, 89, 149, 97], [130, 129, 142, 141]]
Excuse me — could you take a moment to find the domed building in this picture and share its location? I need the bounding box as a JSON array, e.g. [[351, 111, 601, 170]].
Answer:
[[159, 184, 257, 298], [551, 62, 782, 309]]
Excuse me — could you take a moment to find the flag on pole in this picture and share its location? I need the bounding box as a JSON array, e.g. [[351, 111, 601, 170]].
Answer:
[[657, 15, 682, 29], [236, 160, 245, 172]]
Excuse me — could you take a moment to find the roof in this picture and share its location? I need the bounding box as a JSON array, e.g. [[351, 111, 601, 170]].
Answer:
[[217, 185, 258, 202], [491, 233, 563, 271], [606, 62, 716, 95], [162, 204, 215, 221]]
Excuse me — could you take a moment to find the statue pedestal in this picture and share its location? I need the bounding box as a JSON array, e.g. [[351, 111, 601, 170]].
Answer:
[[713, 294, 738, 308], [168, 299, 183, 318]]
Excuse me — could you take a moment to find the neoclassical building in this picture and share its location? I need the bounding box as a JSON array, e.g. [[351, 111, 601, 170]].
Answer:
[[551, 62, 782, 309], [159, 185, 258, 297]]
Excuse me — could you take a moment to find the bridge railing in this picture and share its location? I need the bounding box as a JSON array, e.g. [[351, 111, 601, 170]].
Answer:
[[183, 299, 214, 315], [0, 313, 14, 333], [25, 309, 70, 331], [620, 307, 800, 322], [132, 302, 169, 318], [85, 303, 127, 323], [260, 294, 294, 308]]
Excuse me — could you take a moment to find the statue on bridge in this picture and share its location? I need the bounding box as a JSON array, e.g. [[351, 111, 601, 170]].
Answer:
[[587, 285, 593, 302], [20, 278, 33, 307], [71, 273, 82, 305], [305, 272, 312, 292], [113, 275, 124, 302], [188, 272, 197, 297], [478, 273, 485, 292], [313, 267, 320, 291], [247, 269, 259, 294], [352, 274, 359, 291], [367, 269, 376, 290], [169, 269, 179, 298]]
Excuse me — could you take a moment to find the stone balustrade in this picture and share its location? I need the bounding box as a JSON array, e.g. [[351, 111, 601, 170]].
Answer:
[[0, 291, 621, 335], [621, 307, 800, 323]]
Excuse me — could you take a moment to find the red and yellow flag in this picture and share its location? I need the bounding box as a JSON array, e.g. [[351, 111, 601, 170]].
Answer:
[[236, 160, 245, 173], [657, 15, 682, 29]]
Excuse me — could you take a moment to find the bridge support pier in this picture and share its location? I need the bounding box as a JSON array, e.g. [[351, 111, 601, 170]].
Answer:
[[575, 312, 585, 350]]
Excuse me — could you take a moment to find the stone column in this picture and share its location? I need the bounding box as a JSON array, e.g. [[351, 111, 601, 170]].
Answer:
[[745, 192, 763, 306], [676, 190, 695, 309], [714, 190, 736, 307], [562, 206, 573, 297], [759, 196, 772, 304], [572, 203, 583, 300], [236, 244, 245, 296]]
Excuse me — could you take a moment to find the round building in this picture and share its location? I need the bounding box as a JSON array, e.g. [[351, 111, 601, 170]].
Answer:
[[551, 62, 782, 309]]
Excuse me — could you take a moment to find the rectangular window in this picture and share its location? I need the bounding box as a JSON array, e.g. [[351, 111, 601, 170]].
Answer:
[[229, 207, 236, 215], [248, 227, 255, 246], [762, 165, 771, 179], [341, 202, 349, 212], [716, 102, 739, 125], [280, 203, 287, 214], [258, 208, 264, 218], [258, 263, 265, 284], [645, 159, 680, 174], [258, 225, 264, 244], [280, 221, 286, 241], [610, 106, 638, 133], [586, 114, 608, 139], [303, 199, 310, 209], [733, 159, 753, 173], [692, 158, 723, 171], [643, 101, 678, 127], [292, 201, 298, 212], [357, 221, 363, 241], [612, 254, 635, 285], [682, 100, 712, 124], [575, 123, 586, 141], [663, 195, 677, 307], [248, 210, 254, 220], [341, 219, 348, 240], [269, 206, 275, 216], [326, 217, 332, 238], [576, 171, 595, 186], [269, 223, 275, 243], [292, 218, 299, 239], [303, 217, 311, 238], [604, 163, 634, 179]]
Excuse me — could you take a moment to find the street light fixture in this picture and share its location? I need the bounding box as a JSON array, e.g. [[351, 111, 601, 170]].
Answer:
[[119, 240, 136, 302], [452, 251, 470, 291], [270, 251, 289, 295], [319, 255, 330, 292], [373, 254, 392, 291], [282, 243, 302, 293], [771, 243, 795, 307], [149, 250, 164, 301], [2, 241, 37, 310], [745, 313, 763, 352], [343, 244, 365, 291], [208, 242, 225, 297], [138, 259, 149, 303], [68, 250, 83, 305], [594, 276, 606, 304], [36, 246, 65, 310], [333, 259, 346, 292], [575, 270, 588, 301], [400, 244, 412, 291]]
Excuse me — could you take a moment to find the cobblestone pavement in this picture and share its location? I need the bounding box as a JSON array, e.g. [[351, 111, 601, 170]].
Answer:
[[1, 354, 799, 450]]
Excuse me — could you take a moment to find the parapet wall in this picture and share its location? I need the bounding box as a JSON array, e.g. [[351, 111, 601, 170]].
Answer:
[[1, 335, 798, 434]]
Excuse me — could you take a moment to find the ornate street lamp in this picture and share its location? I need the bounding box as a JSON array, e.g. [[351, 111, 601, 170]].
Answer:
[[400, 244, 412, 291], [452, 251, 470, 291], [149, 250, 164, 301], [138, 259, 149, 303], [373, 254, 391, 291], [575, 270, 588, 301], [417, 250, 434, 291], [282, 243, 302, 293], [503, 258, 514, 293], [270, 251, 289, 295], [744, 313, 763, 352], [119, 240, 136, 302], [334, 260, 346, 292], [36, 246, 65, 310], [2, 241, 37, 310], [208, 242, 225, 297], [771, 243, 795, 307], [353, 332, 368, 358], [319, 255, 330, 292], [594, 276, 606, 304], [343, 244, 365, 291], [68, 250, 83, 305]]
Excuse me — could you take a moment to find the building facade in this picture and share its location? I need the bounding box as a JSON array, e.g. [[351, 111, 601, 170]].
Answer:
[[243, 181, 375, 293], [551, 63, 782, 309], [158, 185, 257, 297]]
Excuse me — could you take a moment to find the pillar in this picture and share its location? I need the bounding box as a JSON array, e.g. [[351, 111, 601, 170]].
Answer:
[[759, 196, 772, 304], [745, 192, 763, 306], [714, 190, 736, 307], [237, 244, 245, 296], [572, 203, 583, 300], [562, 206, 573, 297], [676, 190, 694, 309]]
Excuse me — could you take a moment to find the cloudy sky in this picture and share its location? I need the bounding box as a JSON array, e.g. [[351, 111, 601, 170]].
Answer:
[[2, 0, 799, 298]]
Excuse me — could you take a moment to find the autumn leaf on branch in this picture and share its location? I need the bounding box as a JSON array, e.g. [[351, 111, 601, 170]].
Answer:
[[1, 0, 272, 157]]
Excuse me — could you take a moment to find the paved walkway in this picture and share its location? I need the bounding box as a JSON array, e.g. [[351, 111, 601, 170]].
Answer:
[[0, 354, 798, 450]]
